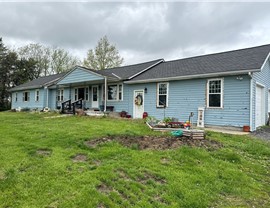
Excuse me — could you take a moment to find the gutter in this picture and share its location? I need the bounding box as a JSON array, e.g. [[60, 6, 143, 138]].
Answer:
[[125, 68, 261, 84]]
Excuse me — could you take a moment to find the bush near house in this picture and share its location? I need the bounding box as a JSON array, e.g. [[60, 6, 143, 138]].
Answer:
[[0, 112, 269, 207]]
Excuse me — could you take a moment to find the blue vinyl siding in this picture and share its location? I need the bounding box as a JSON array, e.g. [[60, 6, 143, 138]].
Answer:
[[58, 67, 104, 85], [11, 88, 45, 110], [251, 58, 270, 130], [123, 75, 250, 128]]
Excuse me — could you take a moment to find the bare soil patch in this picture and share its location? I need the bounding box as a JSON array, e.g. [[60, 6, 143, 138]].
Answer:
[[138, 171, 167, 185], [36, 149, 52, 156], [96, 183, 113, 194], [72, 154, 87, 162], [85, 135, 222, 150], [250, 127, 270, 141]]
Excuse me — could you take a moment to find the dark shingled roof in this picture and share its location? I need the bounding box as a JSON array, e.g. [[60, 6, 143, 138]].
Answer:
[[10, 73, 65, 91], [129, 44, 270, 82], [97, 59, 164, 79]]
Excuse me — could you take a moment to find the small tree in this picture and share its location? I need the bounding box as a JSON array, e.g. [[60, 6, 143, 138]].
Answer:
[[83, 36, 124, 70]]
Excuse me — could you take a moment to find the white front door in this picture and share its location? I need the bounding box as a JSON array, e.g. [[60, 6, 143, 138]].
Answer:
[[92, 85, 99, 108], [256, 85, 265, 128], [133, 90, 144, 118]]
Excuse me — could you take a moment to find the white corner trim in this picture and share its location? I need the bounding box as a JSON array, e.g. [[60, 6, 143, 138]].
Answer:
[[249, 76, 253, 131], [260, 52, 270, 71]]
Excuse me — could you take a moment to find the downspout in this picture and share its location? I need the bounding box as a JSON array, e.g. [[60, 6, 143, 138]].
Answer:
[[104, 77, 107, 112], [248, 72, 253, 131]]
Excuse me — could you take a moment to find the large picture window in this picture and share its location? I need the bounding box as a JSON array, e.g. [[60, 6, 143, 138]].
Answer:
[[157, 82, 169, 107], [207, 78, 223, 108], [108, 84, 123, 101], [23, 91, 30, 102]]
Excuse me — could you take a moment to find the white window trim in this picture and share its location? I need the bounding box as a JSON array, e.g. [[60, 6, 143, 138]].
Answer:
[[35, 90, 39, 102], [107, 83, 123, 102], [15, 92, 18, 102], [74, 87, 89, 101], [57, 89, 64, 102], [23, 91, 30, 102], [157, 82, 169, 107], [206, 78, 224, 109]]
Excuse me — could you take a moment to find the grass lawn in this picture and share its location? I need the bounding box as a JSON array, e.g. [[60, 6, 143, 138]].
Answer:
[[0, 112, 269, 208]]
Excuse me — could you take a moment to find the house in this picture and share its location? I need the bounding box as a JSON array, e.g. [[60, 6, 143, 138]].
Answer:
[[10, 44, 270, 131]]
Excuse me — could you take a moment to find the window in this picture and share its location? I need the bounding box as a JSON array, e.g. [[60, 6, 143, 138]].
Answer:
[[74, 88, 78, 100], [23, 91, 30, 102], [157, 82, 169, 107], [15, 93, 18, 102], [118, 84, 122, 100], [108, 84, 123, 101], [57, 89, 64, 101], [207, 78, 223, 108], [35, 90, 39, 102], [85, 87, 89, 101], [74, 87, 89, 101]]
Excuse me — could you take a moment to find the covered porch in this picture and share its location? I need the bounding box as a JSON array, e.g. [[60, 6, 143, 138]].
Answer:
[[53, 66, 118, 114]]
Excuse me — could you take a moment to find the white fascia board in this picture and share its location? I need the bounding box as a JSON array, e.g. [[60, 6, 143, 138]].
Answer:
[[128, 59, 164, 80], [125, 69, 261, 84], [260, 52, 270, 71], [56, 66, 105, 84]]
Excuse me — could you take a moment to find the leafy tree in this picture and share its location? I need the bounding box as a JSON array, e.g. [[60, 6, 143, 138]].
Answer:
[[51, 47, 80, 74], [11, 57, 38, 87], [0, 37, 9, 110], [18, 43, 51, 77], [83, 36, 124, 70], [18, 44, 80, 76]]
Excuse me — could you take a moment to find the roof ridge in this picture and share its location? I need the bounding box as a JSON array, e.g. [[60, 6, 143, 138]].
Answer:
[[164, 43, 270, 64], [102, 58, 163, 71]]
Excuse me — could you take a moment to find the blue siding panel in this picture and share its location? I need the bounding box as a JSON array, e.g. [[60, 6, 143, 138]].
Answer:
[[252, 58, 270, 130], [122, 75, 250, 128], [58, 67, 104, 85], [11, 88, 45, 110]]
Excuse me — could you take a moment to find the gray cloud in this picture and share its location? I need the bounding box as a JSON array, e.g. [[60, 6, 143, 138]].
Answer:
[[1, 2, 270, 65]]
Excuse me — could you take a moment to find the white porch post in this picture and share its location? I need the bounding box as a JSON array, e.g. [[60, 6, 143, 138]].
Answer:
[[104, 77, 107, 112]]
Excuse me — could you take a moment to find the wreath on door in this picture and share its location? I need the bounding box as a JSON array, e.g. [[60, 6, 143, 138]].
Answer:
[[135, 94, 143, 106]]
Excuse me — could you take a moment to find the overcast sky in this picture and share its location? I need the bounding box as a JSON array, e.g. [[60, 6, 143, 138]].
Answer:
[[1, 1, 270, 65]]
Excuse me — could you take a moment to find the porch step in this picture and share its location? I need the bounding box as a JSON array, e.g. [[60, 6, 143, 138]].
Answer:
[[85, 110, 104, 116]]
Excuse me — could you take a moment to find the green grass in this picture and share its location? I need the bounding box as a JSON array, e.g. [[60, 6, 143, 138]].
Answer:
[[0, 112, 269, 208]]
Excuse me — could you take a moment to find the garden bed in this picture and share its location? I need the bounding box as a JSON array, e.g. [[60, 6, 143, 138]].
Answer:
[[85, 135, 221, 150]]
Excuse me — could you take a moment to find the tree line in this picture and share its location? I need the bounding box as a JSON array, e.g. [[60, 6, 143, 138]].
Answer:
[[0, 36, 123, 110]]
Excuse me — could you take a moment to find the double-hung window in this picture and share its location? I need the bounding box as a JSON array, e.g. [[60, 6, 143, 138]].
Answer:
[[23, 91, 30, 102], [15, 93, 18, 102], [57, 89, 64, 102], [207, 78, 223, 108], [35, 90, 39, 102], [107, 84, 123, 101], [157, 82, 169, 107]]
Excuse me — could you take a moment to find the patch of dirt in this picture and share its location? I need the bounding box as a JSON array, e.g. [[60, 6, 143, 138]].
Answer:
[[96, 183, 112, 194], [85, 135, 222, 150], [250, 127, 270, 141], [137, 171, 167, 185], [72, 154, 87, 162], [36, 149, 52, 156]]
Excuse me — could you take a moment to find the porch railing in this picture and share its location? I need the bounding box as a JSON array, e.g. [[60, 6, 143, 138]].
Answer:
[[71, 99, 83, 114], [61, 99, 71, 114], [61, 99, 83, 114]]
